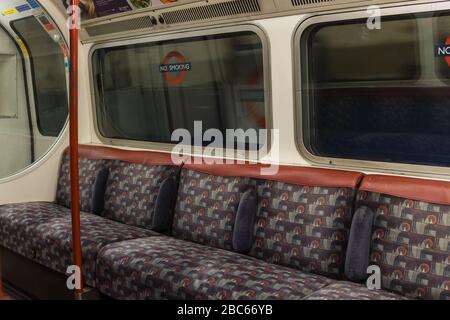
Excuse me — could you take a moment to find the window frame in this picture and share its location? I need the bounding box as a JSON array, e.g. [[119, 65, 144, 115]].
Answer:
[[89, 23, 272, 159], [10, 16, 69, 137], [294, 1, 450, 178]]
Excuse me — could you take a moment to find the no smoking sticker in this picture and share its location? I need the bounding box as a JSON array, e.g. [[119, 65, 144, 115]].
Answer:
[[160, 51, 191, 85], [435, 36, 450, 67]]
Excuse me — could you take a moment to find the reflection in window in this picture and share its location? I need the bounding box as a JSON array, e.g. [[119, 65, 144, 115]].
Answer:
[[300, 13, 450, 167], [93, 31, 266, 150], [12, 17, 68, 137]]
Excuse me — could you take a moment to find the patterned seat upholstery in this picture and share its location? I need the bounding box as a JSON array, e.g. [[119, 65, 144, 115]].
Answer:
[[0, 202, 68, 259], [249, 178, 359, 279], [95, 163, 364, 299], [0, 201, 157, 287], [56, 152, 106, 213], [172, 168, 254, 250], [357, 175, 450, 300], [12, 146, 440, 301], [32, 212, 158, 287], [101, 159, 178, 229], [0, 147, 109, 258], [173, 163, 364, 280], [303, 282, 408, 300], [96, 236, 334, 300], [0, 145, 177, 288]]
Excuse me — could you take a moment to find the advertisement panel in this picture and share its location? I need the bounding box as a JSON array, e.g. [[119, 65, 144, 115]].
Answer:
[[70, 0, 179, 18]]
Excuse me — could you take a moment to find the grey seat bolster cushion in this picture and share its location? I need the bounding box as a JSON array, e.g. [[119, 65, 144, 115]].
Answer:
[[91, 167, 110, 215], [232, 188, 257, 253], [152, 175, 178, 233], [345, 206, 375, 282]]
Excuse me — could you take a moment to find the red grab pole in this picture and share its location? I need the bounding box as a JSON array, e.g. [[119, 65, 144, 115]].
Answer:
[[69, 0, 84, 299], [0, 261, 4, 300]]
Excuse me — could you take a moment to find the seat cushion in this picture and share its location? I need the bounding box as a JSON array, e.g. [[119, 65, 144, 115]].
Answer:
[[32, 212, 159, 287], [96, 237, 334, 300], [0, 202, 68, 259], [303, 282, 409, 300]]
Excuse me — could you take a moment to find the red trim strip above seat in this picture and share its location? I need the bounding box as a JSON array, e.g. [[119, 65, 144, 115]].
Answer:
[[360, 175, 450, 206], [69, 145, 364, 188], [266, 165, 364, 188], [184, 162, 364, 189], [70, 145, 177, 166]]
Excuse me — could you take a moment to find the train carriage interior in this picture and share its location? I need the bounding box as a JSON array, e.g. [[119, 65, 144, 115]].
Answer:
[[0, 0, 449, 303]]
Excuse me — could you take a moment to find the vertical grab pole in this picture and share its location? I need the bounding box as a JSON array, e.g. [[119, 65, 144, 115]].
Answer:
[[69, 0, 83, 300], [0, 258, 4, 300]]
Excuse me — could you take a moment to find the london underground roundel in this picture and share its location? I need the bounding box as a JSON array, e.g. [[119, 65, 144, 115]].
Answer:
[[159, 51, 192, 85]]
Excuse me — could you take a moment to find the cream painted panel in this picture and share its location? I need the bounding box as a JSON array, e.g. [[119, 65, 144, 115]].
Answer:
[[255, 16, 308, 166], [0, 138, 68, 204], [79, 42, 95, 145]]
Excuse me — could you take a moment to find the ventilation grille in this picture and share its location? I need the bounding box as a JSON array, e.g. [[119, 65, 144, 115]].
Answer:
[[291, 0, 335, 6], [161, 0, 261, 25], [86, 16, 153, 37]]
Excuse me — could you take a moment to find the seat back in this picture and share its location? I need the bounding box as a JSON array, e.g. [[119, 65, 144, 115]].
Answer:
[[356, 175, 450, 300], [102, 159, 178, 229], [248, 166, 364, 279], [56, 150, 105, 213], [57, 145, 180, 230], [172, 161, 364, 279], [172, 164, 258, 250]]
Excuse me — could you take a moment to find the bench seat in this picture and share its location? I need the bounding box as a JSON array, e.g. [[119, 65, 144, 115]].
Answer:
[[0, 202, 68, 259], [32, 211, 160, 287], [96, 236, 334, 300], [0, 201, 159, 288], [5, 145, 448, 300]]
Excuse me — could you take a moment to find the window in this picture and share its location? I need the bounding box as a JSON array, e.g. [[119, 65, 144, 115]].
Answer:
[[299, 11, 450, 168], [0, 11, 68, 179], [12, 16, 68, 137], [92, 30, 267, 150]]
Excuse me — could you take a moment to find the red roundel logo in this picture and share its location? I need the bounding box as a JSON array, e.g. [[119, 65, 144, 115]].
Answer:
[[160, 51, 191, 85]]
